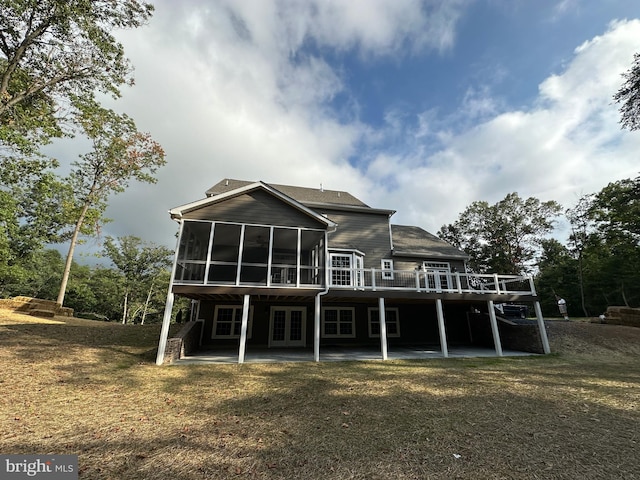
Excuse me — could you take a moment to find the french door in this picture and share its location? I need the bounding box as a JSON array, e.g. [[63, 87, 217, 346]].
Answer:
[[269, 307, 306, 347]]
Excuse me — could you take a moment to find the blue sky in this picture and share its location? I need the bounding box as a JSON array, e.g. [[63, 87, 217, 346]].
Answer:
[[49, 0, 640, 257]]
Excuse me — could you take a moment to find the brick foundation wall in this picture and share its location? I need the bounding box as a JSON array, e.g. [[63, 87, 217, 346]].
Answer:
[[498, 322, 546, 354], [163, 320, 203, 364]]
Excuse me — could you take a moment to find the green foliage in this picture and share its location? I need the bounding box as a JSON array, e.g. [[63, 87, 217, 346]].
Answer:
[[439, 192, 562, 275], [56, 102, 166, 305], [614, 53, 640, 131], [590, 175, 640, 242], [0, 0, 155, 151], [536, 180, 640, 314], [102, 236, 172, 323]]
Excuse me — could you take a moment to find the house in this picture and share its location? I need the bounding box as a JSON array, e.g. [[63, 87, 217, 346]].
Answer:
[[155, 179, 550, 364]]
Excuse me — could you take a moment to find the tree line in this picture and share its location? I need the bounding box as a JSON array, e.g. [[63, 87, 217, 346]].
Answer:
[[439, 176, 640, 317]]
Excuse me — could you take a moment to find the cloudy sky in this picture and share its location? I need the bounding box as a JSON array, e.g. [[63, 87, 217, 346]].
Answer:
[[52, 0, 640, 255]]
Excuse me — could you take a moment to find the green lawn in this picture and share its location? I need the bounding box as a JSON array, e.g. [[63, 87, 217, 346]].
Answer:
[[1, 311, 639, 479]]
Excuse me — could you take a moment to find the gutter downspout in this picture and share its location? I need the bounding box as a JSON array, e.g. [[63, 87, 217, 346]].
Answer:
[[315, 226, 336, 362]]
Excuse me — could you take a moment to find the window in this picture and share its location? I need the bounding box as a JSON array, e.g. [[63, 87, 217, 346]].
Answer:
[[212, 305, 253, 339], [330, 252, 364, 287], [330, 254, 352, 286], [423, 262, 451, 290], [381, 259, 394, 280], [368, 308, 400, 338], [322, 307, 356, 338]]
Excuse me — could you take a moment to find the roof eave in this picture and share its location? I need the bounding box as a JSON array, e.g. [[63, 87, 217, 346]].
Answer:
[[169, 181, 337, 228]]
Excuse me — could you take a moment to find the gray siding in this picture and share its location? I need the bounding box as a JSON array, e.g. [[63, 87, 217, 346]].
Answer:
[[324, 208, 392, 268], [393, 258, 467, 273], [183, 190, 326, 229]]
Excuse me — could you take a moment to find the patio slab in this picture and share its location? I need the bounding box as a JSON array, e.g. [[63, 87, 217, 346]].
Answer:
[[173, 346, 537, 365]]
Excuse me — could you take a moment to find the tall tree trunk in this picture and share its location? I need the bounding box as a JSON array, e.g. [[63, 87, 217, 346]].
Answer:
[[577, 254, 589, 317], [56, 203, 90, 305], [141, 278, 155, 325], [621, 282, 630, 307], [122, 290, 129, 324]]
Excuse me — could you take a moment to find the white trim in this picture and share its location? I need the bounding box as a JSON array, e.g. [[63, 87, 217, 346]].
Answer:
[[212, 305, 253, 339], [368, 307, 401, 338], [321, 307, 356, 338]]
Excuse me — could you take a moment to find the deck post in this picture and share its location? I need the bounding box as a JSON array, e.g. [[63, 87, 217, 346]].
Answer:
[[314, 294, 321, 362], [238, 294, 250, 364], [378, 297, 388, 360], [435, 298, 449, 358], [487, 300, 503, 356], [534, 301, 551, 354], [156, 220, 184, 365]]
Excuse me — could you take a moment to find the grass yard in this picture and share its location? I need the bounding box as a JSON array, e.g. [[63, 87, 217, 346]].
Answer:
[[1, 310, 639, 479]]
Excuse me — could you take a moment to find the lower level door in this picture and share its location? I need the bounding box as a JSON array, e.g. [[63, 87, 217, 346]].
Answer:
[[269, 307, 306, 347]]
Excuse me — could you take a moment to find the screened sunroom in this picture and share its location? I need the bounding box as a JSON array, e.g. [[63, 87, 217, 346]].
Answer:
[[174, 219, 327, 288]]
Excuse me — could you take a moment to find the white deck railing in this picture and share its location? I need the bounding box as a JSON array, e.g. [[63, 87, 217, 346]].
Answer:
[[328, 268, 536, 296], [174, 262, 537, 296]]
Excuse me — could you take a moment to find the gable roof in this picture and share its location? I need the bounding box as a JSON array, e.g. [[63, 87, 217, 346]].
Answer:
[[169, 181, 337, 228], [206, 178, 370, 208], [391, 225, 469, 260]]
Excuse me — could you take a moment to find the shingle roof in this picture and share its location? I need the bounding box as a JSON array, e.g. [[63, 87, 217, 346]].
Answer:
[[391, 225, 468, 260], [206, 178, 370, 208]]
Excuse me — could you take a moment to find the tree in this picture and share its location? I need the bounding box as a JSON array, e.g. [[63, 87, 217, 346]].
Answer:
[[535, 238, 580, 316], [614, 53, 640, 131], [1, 0, 157, 295], [566, 195, 596, 317], [439, 193, 562, 275], [102, 236, 171, 324], [589, 175, 640, 243], [56, 104, 165, 305], [0, 0, 154, 152]]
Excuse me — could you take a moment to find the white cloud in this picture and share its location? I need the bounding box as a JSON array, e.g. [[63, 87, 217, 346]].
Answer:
[[56, 1, 640, 257], [96, 0, 468, 246], [373, 19, 640, 235]]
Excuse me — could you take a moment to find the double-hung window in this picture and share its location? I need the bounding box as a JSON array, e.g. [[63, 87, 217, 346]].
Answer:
[[330, 252, 364, 287], [322, 307, 356, 338], [212, 305, 253, 339]]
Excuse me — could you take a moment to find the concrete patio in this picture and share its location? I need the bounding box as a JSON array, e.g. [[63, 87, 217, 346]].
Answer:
[[173, 345, 537, 365]]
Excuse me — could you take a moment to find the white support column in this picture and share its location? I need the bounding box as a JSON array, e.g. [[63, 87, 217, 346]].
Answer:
[[379, 297, 388, 360], [436, 298, 449, 358], [238, 294, 250, 364], [534, 301, 551, 354], [314, 294, 321, 362], [156, 220, 185, 365], [155, 293, 175, 365], [487, 300, 503, 357]]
